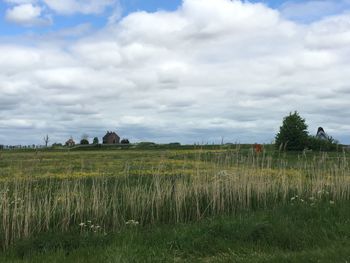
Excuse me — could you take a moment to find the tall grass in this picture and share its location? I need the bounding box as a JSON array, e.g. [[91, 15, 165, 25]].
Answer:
[[1, 149, 350, 250]]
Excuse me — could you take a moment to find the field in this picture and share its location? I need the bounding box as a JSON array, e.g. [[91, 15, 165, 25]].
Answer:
[[0, 145, 350, 262]]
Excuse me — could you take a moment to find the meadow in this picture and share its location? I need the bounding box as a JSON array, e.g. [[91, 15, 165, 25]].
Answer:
[[0, 145, 350, 262]]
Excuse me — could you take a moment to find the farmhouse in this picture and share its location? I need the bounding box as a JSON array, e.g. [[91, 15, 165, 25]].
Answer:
[[65, 138, 75, 146], [103, 131, 120, 144]]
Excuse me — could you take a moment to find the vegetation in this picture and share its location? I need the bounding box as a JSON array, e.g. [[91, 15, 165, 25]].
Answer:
[[275, 111, 309, 151], [308, 135, 339, 151], [121, 138, 130, 144], [275, 112, 339, 152], [92, 137, 99, 144], [80, 139, 89, 145], [0, 146, 349, 261], [2, 202, 350, 262]]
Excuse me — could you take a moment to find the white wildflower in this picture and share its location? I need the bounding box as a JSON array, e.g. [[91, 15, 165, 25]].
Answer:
[[126, 219, 139, 226]]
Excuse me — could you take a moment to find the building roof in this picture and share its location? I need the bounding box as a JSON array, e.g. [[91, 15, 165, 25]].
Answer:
[[103, 131, 120, 138]]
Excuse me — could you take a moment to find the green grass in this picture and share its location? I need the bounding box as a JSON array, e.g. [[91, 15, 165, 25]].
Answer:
[[1, 200, 349, 262]]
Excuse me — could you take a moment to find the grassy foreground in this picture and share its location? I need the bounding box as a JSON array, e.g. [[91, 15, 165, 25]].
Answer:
[[1, 146, 350, 262], [1, 200, 349, 262]]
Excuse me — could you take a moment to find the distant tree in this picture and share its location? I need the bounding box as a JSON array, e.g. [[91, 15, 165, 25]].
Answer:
[[275, 111, 309, 151], [121, 138, 130, 144], [43, 134, 49, 147], [93, 137, 99, 144], [80, 139, 89, 145], [81, 134, 89, 140], [169, 142, 181, 146], [52, 143, 63, 147]]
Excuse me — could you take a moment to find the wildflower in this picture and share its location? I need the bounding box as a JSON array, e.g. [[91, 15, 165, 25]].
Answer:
[[290, 197, 296, 201], [300, 199, 304, 202], [126, 219, 139, 226], [79, 222, 85, 227], [329, 200, 335, 205]]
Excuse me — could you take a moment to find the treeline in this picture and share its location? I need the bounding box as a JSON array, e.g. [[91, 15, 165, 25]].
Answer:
[[0, 145, 47, 150]]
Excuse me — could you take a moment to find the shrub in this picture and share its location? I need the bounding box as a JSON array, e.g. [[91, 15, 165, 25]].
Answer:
[[308, 136, 338, 151], [80, 139, 89, 145], [121, 139, 130, 144]]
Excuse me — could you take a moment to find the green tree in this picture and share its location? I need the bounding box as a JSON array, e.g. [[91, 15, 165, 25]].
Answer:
[[80, 139, 89, 145], [93, 137, 99, 144], [121, 138, 130, 144], [275, 111, 309, 151]]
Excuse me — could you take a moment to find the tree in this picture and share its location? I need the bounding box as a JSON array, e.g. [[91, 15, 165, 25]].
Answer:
[[121, 138, 130, 144], [80, 139, 89, 145], [81, 134, 89, 140], [275, 111, 308, 151], [93, 137, 99, 144], [43, 134, 49, 147]]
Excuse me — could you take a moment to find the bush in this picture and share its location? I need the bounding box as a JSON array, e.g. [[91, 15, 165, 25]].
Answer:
[[80, 139, 89, 145], [308, 136, 338, 151], [121, 139, 130, 144], [275, 111, 309, 151]]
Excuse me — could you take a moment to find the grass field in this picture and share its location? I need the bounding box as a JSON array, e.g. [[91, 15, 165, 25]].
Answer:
[[0, 145, 350, 262]]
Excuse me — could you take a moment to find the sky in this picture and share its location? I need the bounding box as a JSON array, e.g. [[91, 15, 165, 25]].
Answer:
[[1, 0, 350, 145]]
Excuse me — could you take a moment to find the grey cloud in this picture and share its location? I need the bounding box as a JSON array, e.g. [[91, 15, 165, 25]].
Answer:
[[1, 0, 350, 145]]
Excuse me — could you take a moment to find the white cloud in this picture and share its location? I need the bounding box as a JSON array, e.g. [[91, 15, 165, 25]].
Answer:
[[3, 0, 120, 26], [5, 3, 51, 26], [1, 0, 350, 145], [42, 0, 116, 15]]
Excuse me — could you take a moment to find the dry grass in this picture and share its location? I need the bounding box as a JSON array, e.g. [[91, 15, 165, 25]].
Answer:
[[1, 148, 350, 250]]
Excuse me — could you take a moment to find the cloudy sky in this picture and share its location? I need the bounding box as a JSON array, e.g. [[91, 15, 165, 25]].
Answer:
[[1, 0, 350, 145]]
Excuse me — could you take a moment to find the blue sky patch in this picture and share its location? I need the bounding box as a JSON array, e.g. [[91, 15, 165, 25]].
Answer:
[[1, 0, 350, 36]]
